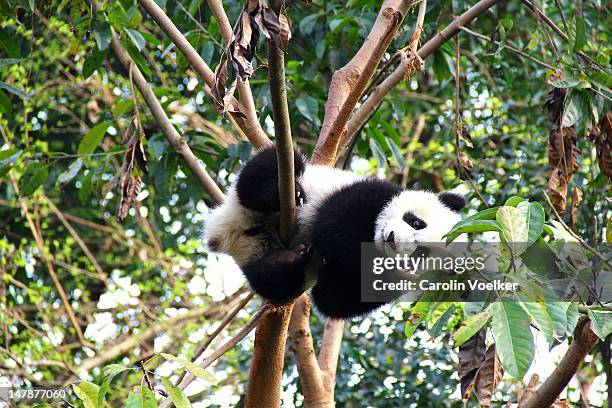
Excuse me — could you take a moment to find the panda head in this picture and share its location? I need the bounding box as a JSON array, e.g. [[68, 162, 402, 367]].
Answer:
[[374, 191, 466, 253]]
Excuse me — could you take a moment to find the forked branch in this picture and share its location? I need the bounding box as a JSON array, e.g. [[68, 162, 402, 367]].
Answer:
[[137, 0, 271, 147]]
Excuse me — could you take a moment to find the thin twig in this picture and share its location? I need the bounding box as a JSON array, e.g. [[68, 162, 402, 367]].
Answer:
[[543, 192, 612, 269], [159, 303, 271, 408], [137, 0, 270, 148], [175, 291, 254, 387], [102, 17, 225, 203], [458, 25, 556, 70]]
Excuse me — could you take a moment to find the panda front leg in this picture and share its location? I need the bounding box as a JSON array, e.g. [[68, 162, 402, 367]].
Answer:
[[241, 244, 312, 304], [237, 145, 306, 213]]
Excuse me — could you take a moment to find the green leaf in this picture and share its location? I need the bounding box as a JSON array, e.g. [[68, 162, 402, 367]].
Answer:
[[19, 161, 48, 197], [562, 91, 581, 128], [77, 122, 112, 155], [499, 18, 513, 31], [160, 353, 217, 383], [453, 310, 491, 347], [161, 377, 192, 408], [93, 20, 112, 51], [516, 201, 545, 248], [78, 170, 93, 203], [445, 220, 502, 244], [72, 381, 99, 408], [504, 196, 525, 207], [0, 148, 22, 177], [566, 303, 579, 334], [526, 29, 540, 50], [83, 46, 110, 78], [0, 81, 29, 99], [295, 96, 319, 123], [587, 308, 612, 340], [491, 301, 534, 378], [124, 38, 152, 80], [428, 303, 454, 339], [0, 90, 10, 113], [125, 386, 157, 408], [0, 58, 20, 67], [369, 138, 386, 168], [519, 301, 554, 345], [573, 16, 586, 52], [386, 137, 405, 168], [98, 364, 130, 407], [405, 302, 439, 338], [551, 77, 580, 88], [0, 28, 20, 58], [57, 159, 83, 186], [432, 49, 452, 83], [544, 301, 568, 338], [497, 206, 528, 255], [125, 29, 146, 51]]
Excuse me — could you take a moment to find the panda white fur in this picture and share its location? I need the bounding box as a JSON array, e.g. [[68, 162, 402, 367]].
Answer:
[[205, 146, 465, 319]]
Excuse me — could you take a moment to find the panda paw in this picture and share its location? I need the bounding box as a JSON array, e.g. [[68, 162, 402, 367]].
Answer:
[[292, 243, 312, 262]]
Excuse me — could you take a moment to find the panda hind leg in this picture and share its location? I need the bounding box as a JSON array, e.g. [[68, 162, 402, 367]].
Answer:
[[242, 244, 312, 304]]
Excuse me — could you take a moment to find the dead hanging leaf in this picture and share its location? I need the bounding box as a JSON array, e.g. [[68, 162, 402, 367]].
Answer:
[[592, 111, 612, 179], [474, 345, 503, 408], [547, 128, 579, 174], [545, 71, 581, 216], [547, 167, 568, 216], [545, 86, 566, 125], [87, 99, 100, 123], [457, 150, 474, 178], [276, 11, 292, 52], [459, 329, 486, 401], [229, 1, 290, 80], [230, 10, 259, 81], [569, 186, 583, 226], [211, 61, 241, 116], [117, 127, 148, 221]]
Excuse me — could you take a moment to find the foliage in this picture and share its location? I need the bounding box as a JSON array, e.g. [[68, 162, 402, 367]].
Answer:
[[0, 0, 609, 407]]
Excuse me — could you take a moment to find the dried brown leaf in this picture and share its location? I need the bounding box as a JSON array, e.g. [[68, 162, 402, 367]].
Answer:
[[117, 131, 148, 221], [474, 345, 503, 408], [551, 400, 570, 408], [548, 167, 568, 216], [569, 186, 583, 226], [459, 329, 486, 400], [276, 11, 292, 52]]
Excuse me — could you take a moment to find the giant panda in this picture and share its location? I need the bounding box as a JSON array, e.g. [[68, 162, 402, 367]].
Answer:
[[205, 145, 466, 319]]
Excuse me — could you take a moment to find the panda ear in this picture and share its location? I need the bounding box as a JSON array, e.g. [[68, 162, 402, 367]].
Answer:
[[438, 192, 466, 212]]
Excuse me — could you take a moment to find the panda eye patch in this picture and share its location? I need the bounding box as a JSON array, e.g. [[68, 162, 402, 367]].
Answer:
[[403, 213, 427, 230]]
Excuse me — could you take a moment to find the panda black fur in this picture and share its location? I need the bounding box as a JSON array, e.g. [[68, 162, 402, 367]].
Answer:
[[205, 145, 466, 319]]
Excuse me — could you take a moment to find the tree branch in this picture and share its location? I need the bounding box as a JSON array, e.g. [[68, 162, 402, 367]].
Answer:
[[311, 0, 411, 165], [137, 0, 271, 148], [268, 42, 295, 243], [340, 0, 501, 156], [522, 316, 599, 408], [458, 25, 556, 70], [518, 0, 597, 66], [288, 296, 328, 407], [244, 304, 293, 408], [107, 27, 225, 204], [70, 297, 243, 381]]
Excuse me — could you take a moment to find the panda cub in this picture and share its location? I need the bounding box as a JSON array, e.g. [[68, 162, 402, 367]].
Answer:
[[205, 146, 465, 319]]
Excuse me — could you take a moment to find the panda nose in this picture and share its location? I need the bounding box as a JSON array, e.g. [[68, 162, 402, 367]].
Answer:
[[385, 231, 395, 242]]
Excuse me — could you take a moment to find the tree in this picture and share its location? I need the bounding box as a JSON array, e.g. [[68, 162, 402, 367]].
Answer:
[[0, 0, 610, 407]]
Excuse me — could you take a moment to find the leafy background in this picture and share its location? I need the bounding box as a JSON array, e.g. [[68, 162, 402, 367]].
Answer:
[[0, 0, 610, 406]]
